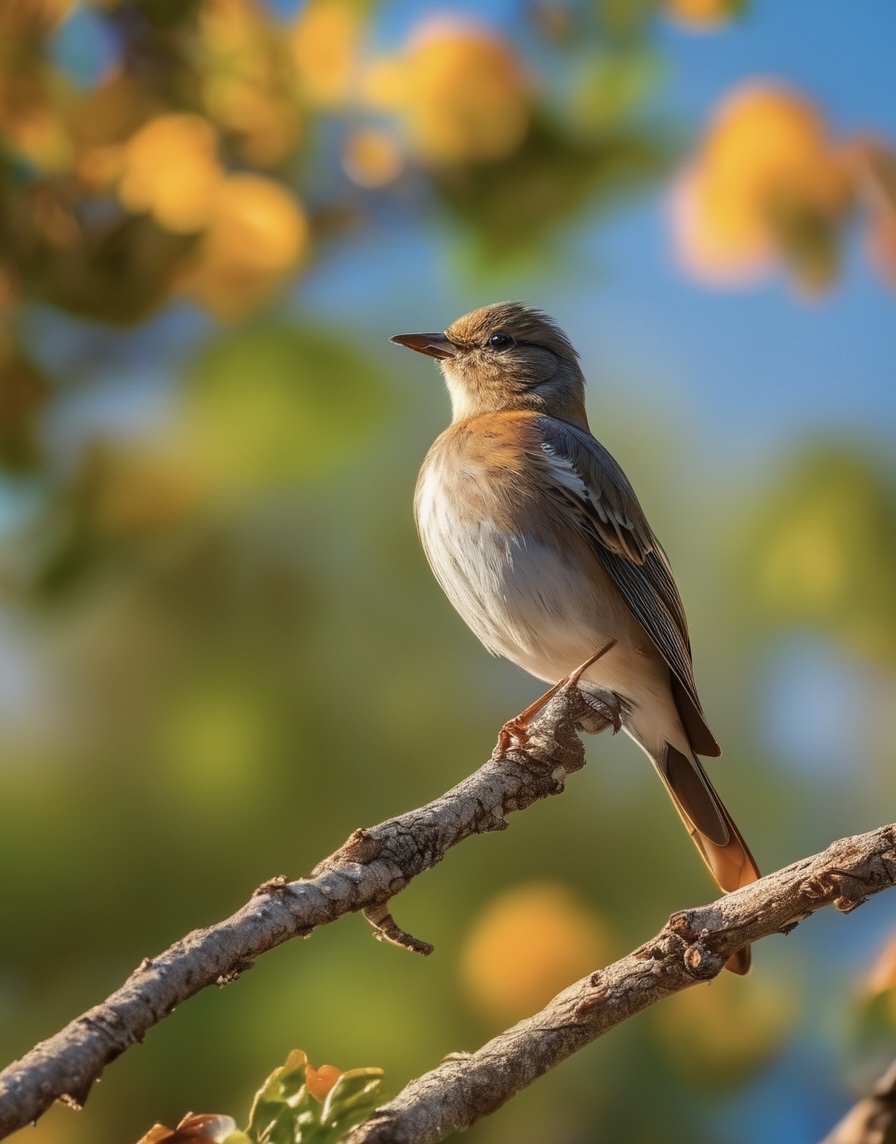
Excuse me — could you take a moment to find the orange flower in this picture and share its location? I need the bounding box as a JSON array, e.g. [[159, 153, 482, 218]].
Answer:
[[361, 57, 408, 112], [305, 1063, 342, 1101], [671, 82, 852, 286], [290, 0, 361, 108], [119, 115, 222, 235], [665, 0, 742, 31], [198, 0, 302, 167], [460, 882, 611, 1022], [399, 18, 529, 166], [342, 128, 403, 187], [179, 173, 309, 319]]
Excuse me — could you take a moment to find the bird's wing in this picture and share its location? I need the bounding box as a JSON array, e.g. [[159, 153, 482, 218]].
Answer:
[[536, 416, 719, 757]]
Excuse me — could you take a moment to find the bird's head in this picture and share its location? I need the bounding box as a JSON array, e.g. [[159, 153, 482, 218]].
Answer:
[[391, 301, 588, 426]]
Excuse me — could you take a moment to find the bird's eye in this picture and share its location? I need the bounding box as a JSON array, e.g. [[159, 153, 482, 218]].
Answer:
[[487, 331, 514, 351]]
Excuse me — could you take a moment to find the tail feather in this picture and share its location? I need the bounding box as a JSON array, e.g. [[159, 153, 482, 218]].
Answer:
[[658, 744, 760, 975]]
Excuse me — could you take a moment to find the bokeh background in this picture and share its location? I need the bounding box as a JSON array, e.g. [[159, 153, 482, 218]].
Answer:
[[1, 1, 895, 1142]]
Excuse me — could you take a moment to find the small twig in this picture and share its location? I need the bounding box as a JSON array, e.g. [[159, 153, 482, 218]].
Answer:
[[0, 683, 591, 1139], [344, 824, 896, 1144], [362, 903, 434, 956], [3, 672, 895, 1144]]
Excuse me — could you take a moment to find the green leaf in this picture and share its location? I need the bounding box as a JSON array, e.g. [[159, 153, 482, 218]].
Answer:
[[243, 1051, 384, 1144], [245, 1049, 311, 1143], [319, 1069, 385, 1135]]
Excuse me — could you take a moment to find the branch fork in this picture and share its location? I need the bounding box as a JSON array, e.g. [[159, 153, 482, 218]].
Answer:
[[1, 689, 895, 1143]]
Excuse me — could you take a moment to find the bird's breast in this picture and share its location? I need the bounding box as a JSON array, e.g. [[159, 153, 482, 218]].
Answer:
[[414, 421, 633, 682]]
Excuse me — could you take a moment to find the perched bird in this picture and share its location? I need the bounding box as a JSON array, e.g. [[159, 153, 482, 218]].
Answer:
[[392, 301, 760, 973]]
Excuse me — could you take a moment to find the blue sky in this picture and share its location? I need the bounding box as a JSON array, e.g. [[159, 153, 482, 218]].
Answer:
[[287, 0, 896, 470], [40, 0, 896, 468]]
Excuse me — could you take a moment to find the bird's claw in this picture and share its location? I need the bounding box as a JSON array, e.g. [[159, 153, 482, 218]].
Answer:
[[565, 642, 623, 734], [575, 690, 623, 735], [492, 640, 619, 759], [494, 715, 534, 759]]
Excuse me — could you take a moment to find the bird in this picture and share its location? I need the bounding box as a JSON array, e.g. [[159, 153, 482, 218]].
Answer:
[[391, 301, 760, 974]]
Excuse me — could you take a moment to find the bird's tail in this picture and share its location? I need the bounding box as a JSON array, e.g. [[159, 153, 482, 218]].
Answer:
[[652, 742, 760, 974]]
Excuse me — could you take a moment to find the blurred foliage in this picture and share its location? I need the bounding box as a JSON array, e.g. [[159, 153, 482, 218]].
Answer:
[[856, 931, 896, 1059], [0, 0, 675, 341], [652, 969, 797, 1086], [432, 112, 669, 263], [19, 322, 389, 598], [741, 443, 896, 668], [459, 881, 613, 1022], [138, 1050, 383, 1143], [663, 0, 747, 30], [0, 330, 49, 470], [670, 83, 896, 291], [0, 3, 893, 1144], [0, 0, 890, 392]]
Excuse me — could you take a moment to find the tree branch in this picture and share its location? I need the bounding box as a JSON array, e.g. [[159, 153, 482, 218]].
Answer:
[[2, 673, 893, 1143], [0, 683, 600, 1139], [344, 823, 896, 1144]]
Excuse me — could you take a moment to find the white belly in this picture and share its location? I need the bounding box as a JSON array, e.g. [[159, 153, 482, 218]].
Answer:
[[414, 460, 658, 699]]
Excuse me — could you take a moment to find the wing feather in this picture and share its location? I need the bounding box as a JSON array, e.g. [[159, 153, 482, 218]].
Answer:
[[537, 417, 720, 757]]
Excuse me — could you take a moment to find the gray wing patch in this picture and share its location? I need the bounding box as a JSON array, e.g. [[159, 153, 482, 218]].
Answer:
[[539, 428, 652, 563], [538, 417, 719, 757]]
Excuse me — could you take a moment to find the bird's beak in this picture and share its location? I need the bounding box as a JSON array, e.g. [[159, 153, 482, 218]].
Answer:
[[390, 331, 458, 360]]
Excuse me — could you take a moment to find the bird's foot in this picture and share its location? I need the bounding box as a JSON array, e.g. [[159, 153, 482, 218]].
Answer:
[[575, 690, 623, 735], [495, 718, 526, 758], [494, 704, 552, 759], [492, 641, 618, 759]]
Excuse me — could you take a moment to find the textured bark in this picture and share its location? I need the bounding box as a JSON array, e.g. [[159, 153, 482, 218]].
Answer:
[[1, 675, 893, 1142], [0, 685, 599, 1139], [344, 824, 896, 1143]]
